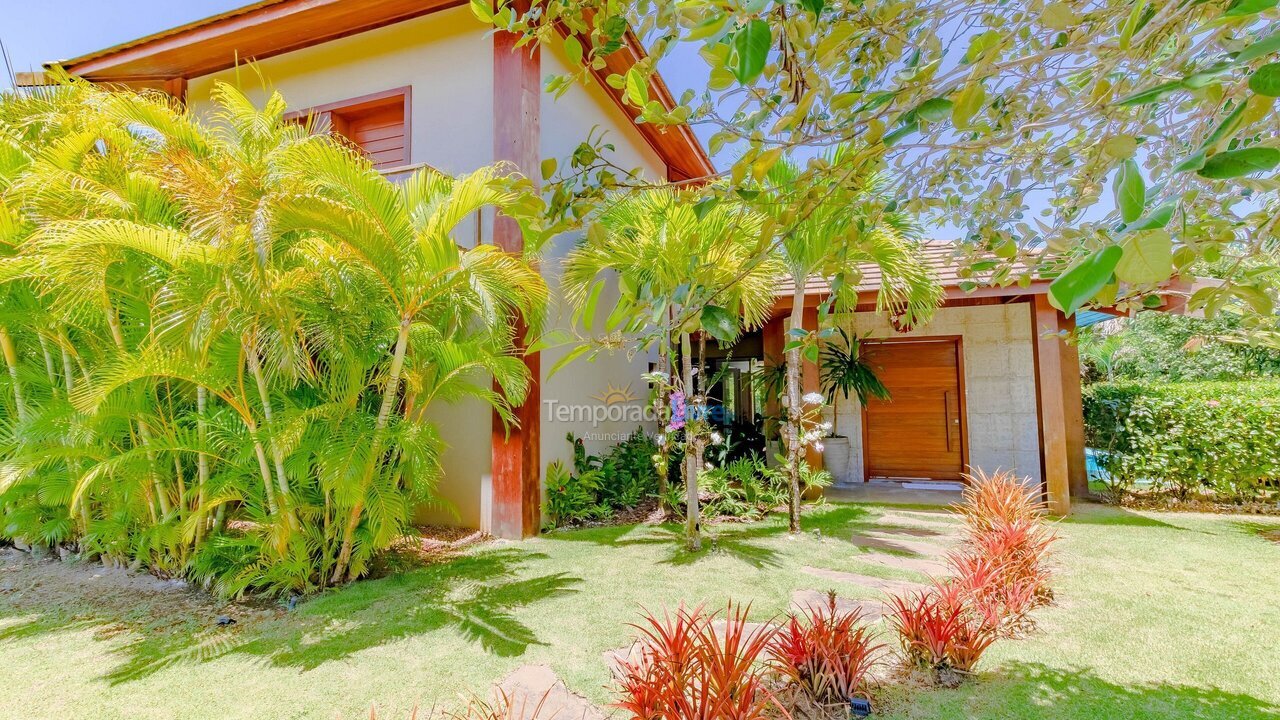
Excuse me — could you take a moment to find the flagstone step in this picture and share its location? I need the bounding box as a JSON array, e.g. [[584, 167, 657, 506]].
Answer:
[[801, 566, 929, 595]]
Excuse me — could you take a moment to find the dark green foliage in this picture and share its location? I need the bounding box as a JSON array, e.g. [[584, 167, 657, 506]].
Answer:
[[543, 430, 661, 528], [1084, 380, 1280, 501], [663, 456, 830, 520], [1079, 313, 1280, 384]]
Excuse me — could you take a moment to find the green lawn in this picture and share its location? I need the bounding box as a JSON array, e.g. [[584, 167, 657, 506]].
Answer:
[[1, 502, 1277, 719]]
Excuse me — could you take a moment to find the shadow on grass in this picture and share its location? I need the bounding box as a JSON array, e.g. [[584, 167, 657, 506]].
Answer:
[[1234, 520, 1280, 544], [952, 661, 1280, 719], [541, 504, 903, 569], [0, 547, 580, 685], [1058, 502, 1187, 530]]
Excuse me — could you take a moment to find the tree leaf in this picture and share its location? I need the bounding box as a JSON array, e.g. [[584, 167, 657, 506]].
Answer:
[[540, 157, 557, 180], [625, 68, 649, 107], [1113, 159, 1145, 223], [469, 0, 494, 23], [562, 36, 584, 66], [1197, 147, 1280, 179], [1113, 80, 1184, 106], [915, 97, 954, 123], [1049, 246, 1123, 316], [1115, 230, 1173, 284], [1224, 0, 1278, 17], [883, 118, 919, 147], [1122, 201, 1176, 233], [799, 0, 826, 17], [700, 305, 740, 343], [1236, 29, 1280, 64], [731, 20, 771, 85], [1248, 63, 1280, 96], [952, 82, 986, 129]]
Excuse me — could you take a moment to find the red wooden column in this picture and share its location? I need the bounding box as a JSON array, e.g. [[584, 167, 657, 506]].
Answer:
[[1029, 295, 1074, 516], [1059, 314, 1088, 501], [163, 77, 188, 104], [490, 0, 541, 539]]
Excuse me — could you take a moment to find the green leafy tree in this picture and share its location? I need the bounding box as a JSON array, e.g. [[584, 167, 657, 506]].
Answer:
[[482, 0, 1280, 339], [763, 154, 940, 531], [561, 188, 779, 549]]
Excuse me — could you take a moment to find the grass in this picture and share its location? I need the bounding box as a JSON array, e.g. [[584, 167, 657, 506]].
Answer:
[[0, 502, 1277, 719]]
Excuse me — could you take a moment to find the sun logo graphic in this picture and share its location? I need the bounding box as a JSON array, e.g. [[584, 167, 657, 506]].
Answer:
[[592, 382, 638, 405]]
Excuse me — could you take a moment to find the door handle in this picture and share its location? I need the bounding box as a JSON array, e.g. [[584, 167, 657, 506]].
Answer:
[[943, 391, 951, 452]]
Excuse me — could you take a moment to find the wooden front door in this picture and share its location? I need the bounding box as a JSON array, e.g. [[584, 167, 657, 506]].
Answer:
[[862, 338, 966, 481]]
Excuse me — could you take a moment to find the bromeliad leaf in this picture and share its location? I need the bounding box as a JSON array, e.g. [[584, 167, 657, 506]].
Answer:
[[1197, 147, 1280, 179], [1049, 245, 1123, 316], [1113, 159, 1145, 223], [700, 304, 740, 343]]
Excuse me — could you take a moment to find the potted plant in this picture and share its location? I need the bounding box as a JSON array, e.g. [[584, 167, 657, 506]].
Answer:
[[820, 328, 891, 483]]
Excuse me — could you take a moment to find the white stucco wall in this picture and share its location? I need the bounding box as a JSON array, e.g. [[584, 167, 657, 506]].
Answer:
[[824, 302, 1042, 486], [184, 13, 669, 528], [535, 47, 665, 478]]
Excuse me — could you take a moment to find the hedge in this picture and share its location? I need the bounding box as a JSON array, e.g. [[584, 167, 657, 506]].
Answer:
[[1083, 381, 1280, 501]]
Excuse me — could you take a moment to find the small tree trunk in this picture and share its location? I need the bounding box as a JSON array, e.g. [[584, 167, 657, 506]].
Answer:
[[194, 385, 211, 546], [331, 316, 412, 584], [785, 281, 805, 533], [245, 342, 291, 504], [681, 331, 701, 551], [654, 314, 671, 512], [0, 327, 29, 422]]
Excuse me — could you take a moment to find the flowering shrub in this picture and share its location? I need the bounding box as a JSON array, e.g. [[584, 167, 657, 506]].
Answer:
[[614, 604, 781, 720], [1084, 381, 1280, 501], [768, 592, 884, 708], [543, 431, 661, 528]]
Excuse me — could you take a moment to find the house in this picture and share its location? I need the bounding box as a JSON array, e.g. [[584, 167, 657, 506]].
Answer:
[[19, 0, 1168, 535]]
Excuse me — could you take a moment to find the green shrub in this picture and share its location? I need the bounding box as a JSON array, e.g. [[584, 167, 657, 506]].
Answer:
[[1084, 381, 1280, 501], [543, 430, 660, 528]]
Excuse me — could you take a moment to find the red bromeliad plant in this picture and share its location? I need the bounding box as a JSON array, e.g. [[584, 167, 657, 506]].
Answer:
[[954, 468, 1045, 533], [767, 592, 885, 708], [886, 582, 999, 688], [614, 604, 785, 720]]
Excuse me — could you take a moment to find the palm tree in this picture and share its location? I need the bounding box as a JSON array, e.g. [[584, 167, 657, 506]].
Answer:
[[563, 188, 778, 550], [275, 142, 548, 582], [764, 153, 942, 532]]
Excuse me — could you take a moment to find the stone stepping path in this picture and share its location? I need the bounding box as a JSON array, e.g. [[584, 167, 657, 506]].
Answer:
[[495, 665, 604, 720], [849, 532, 951, 558], [801, 566, 929, 595], [789, 590, 888, 621], [855, 552, 950, 577]]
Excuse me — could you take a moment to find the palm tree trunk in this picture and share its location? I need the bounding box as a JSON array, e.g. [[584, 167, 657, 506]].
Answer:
[[194, 385, 211, 545], [0, 327, 29, 422], [681, 331, 701, 551], [786, 280, 805, 533], [331, 316, 412, 584], [245, 342, 291, 503], [60, 343, 92, 538], [104, 305, 172, 517]]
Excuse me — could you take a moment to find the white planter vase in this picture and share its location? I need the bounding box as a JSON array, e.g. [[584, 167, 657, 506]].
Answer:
[[821, 435, 854, 485]]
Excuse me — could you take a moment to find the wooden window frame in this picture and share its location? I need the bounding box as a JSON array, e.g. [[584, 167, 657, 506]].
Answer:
[[286, 86, 412, 170]]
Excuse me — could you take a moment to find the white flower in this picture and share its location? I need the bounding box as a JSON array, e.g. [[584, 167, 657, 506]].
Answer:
[[710, 432, 723, 445], [803, 392, 825, 405], [820, 421, 833, 431], [815, 442, 825, 452]]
